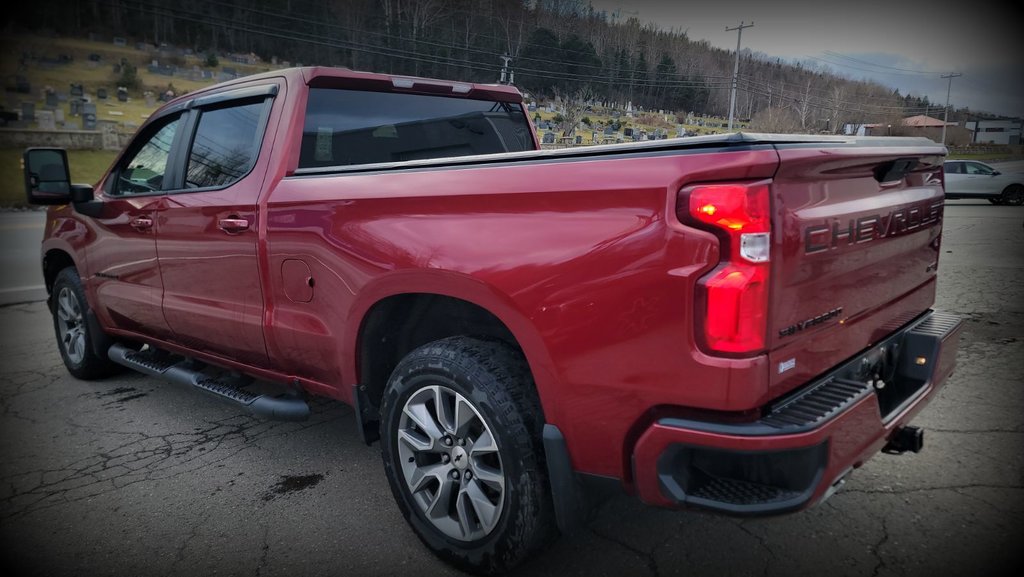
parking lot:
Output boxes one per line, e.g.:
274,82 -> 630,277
1,200 -> 1022,577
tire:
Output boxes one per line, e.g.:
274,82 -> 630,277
51,267 -> 121,380
999,185 -> 1024,206
380,336 -> 556,575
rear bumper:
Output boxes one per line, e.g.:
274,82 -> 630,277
631,310 -> 963,515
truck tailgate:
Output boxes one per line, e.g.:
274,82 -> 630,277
767,145 -> 946,400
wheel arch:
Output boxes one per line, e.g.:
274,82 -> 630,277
42,247 -> 78,297
1000,182 -> 1024,204
346,271 -> 560,443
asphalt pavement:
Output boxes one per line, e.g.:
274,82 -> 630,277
0,200 -> 1022,576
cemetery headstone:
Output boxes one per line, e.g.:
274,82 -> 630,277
88,53 -> 101,62
83,102 -> 97,130
70,98 -> 81,116
542,132 -> 555,144
117,87 -> 129,102
575,135 -> 582,145
113,37 -> 127,47
97,88 -> 108,100
21,102 -> 34,121
45,91 -> 59,109
145,93 -> 155,107
37,110 -> 55,130
70,83 -> 84,97
54,109 -> 65,123
623,127 -> 633,137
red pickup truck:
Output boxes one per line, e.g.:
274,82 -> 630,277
25,67 -> 963,574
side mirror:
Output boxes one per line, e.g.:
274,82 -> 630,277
992,171 -> 1001,176
23,148 -> 73,205
23,147 -> 96,209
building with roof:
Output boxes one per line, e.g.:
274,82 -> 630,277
845,114 -> 969,145
964,118 -> 1021,145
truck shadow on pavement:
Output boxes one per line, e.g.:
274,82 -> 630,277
1,302 -> 1022,577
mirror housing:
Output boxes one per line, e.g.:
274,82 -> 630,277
71,184 -> 94,203
23,147 -> 73,205
992,171 -> 1001,176
23,147 -> 98,212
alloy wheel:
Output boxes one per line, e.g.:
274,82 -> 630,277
396,384 -> 506,542
56,286 -> 86,365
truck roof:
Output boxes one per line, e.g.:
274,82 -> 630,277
161,66 -> 524,108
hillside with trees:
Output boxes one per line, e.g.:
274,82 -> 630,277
6,0 -> 985,133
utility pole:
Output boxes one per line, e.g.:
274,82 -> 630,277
499,54 -> 513,85
726,21 -> 754,131
940,72 -> 962,145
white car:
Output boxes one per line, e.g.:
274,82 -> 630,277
943,160 -> 1024,205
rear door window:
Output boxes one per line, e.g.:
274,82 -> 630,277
299,88 -> 533,168
185,100 -> 265,189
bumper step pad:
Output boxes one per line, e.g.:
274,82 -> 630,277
761,378 -> 871,431
689,476 -> 803,506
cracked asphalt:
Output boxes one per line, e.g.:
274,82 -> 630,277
1,200 -> 1022,577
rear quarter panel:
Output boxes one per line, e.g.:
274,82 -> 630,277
264,149 -> 779,478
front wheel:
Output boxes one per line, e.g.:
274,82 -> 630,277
51,267 -> 121,379
380,337 -> 556,575
999,185 -> 1024,206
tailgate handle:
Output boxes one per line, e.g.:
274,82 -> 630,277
874,158 -> 918,186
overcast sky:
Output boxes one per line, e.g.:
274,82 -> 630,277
589,0 -> 1024,118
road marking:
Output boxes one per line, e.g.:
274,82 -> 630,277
0,223 -> 45,231
0,285 -> 45,293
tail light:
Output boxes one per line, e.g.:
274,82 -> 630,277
679,182 -> 771,354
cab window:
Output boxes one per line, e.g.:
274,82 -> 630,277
184,100 -> 265,189
112,115 -> 180,195
299,88 -> 533,168
965,163 -> 993,175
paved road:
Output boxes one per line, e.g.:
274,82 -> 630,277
0,211 -> 45,305
1,205 -> 1022,577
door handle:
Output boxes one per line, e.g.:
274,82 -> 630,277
130,217 -> 153,230
218,217 -> 250,233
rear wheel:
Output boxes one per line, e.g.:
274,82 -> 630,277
51,267 -> 121,379
999,185 -> 1024,206
380,337 -> 556,575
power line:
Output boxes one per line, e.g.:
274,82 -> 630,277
822,51 -> 939,75
118,0 -> 958,121
124,0 -> 737,89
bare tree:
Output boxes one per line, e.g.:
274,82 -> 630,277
826,82 -> 845,134
555,85 -> 595,138
750,107 -> 802,133
790,77 -> 817,131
